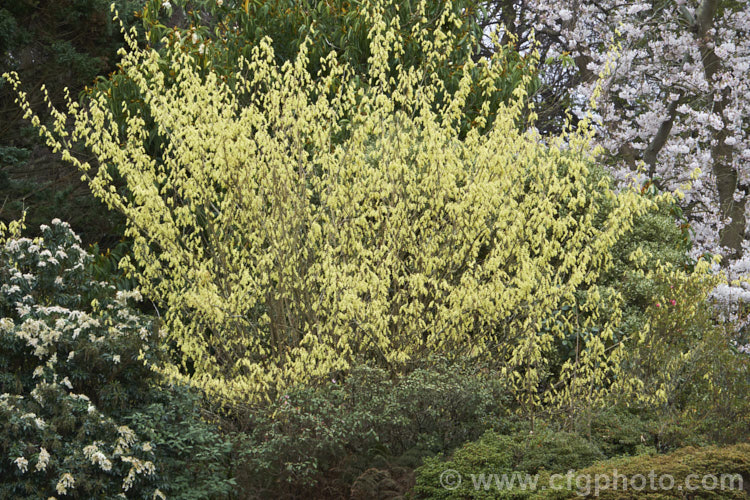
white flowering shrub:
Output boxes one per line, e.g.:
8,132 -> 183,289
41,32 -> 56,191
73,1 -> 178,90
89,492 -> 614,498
0,219 -> 164,498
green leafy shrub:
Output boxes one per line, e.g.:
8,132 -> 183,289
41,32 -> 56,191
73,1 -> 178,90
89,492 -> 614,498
0,219 -> 234,498
598,190 -> 693,338
587,406 -> 656,458
412,428 -> 605,499
87,237 -> 138,291
619,263 -> 750,449
235,363 -> 512,498
125,386 -> 236,499
566,179 -> 750,448
542,443 -> 750,499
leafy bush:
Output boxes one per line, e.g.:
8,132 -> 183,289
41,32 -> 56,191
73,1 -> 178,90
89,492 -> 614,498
0,219 -> 234,498
543,443 -> 750,499
552,178 -> 750,448
412,428 -> 605,499
125,386 -> 236,499
586,406 -> 656,458
6,0 -> 701,417
618,262 -> 750,449
597,189 -> 693,339
235,363 -> 512,498
133,0 -> 533,131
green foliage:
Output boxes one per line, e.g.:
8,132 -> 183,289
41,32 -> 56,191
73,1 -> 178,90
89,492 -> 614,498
235,363 -> 511,498
87,238 -> 138,291
0,0 -> 141,91
89,0 -> 534,222
540,174 -> 750,443
618,263 -> 750,447
568,199 -> 750,447
561,178 -> 750,449
0,219 -> 234,498
0,219 -> 163,498
412,428 -> 605,499
0,145 -> 30,169
543,443 -> 750,499
648,350 -> 750,452
138,0 -> 533,120
0,8 -> 27,52
598,185 -> 694,341
544,172 -> 693,359
0,165 -> 125,252
143,0 -> 484,67
586,406 -> 657,458
125,386 -> 236,500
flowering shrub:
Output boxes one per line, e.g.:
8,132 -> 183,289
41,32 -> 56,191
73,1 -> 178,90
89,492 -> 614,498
0,218 -> 237,498
484,1 -> 750,265
413,428 -> 605,499
626,263 -> 749,418
0,218 -> 164,497
4,0 -> 707,414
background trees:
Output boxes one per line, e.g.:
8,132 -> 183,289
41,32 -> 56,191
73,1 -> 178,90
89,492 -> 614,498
477,0 -> 750,270
0,0 -> 141,243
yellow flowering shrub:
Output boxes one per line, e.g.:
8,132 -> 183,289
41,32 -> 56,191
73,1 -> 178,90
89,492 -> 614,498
2,1 -> 719,411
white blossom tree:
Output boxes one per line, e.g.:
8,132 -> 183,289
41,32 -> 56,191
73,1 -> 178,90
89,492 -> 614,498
480,0 -> 750,268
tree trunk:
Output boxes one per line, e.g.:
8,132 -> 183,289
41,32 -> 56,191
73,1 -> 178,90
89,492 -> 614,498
695,0 -> 745,260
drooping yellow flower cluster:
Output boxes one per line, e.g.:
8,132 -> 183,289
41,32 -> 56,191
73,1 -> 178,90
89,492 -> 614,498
2,0 -> 713,410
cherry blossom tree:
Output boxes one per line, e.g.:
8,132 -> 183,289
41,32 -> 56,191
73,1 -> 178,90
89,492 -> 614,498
480,0 -> 750,269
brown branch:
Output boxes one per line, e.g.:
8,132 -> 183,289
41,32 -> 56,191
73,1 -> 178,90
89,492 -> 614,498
642,94 -> 682,179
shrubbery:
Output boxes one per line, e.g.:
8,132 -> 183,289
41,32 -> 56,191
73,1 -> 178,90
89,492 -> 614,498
124,386 -> 235,500
544,443 -> 750,499
2,207 -> 742,499
413,428 -> 605,499
586,406 -> 656,458
1,1 -> 748,498
236,362 -> 512,498
413,428 -> 750,500
0,219 -> 234,499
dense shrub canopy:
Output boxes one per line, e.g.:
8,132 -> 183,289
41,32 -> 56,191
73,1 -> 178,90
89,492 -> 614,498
544,443 -> 750,500
3,1 -> 724,415
0,219 -> 162,498
413,428 -> 606,499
